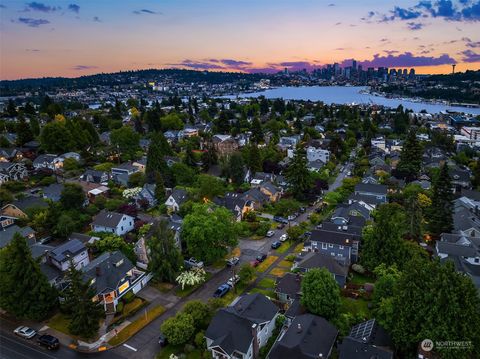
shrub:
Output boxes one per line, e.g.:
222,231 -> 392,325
123,292 -> 135,304
116,302 -> 124,313
352,264 -> 366,274
285,254 -> 296,262
183,344 -> 195,353
194,330 -> 206,349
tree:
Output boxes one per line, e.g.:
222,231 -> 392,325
183,300 -> 212,330
285,147 -> 312,200
147,220 -> 183,283
176,267 -> 207,290
225,152 -> 245,186
195,174 -> 226,200
239,263 -> 255,284
250,118 -> 263,143
0,234 -> 57,320
396,128 -> 423,181
472,159 -> 480,190
62,263 -> 103,339
378,259 -> 480,359
40,120 -> 74,153
171,163 -> 196,186
404,194 -> 423,241
427,163 -> 453,238
301,268 -> 340,320
160,113 -> 184,131
15,117 -> 34,146
89,234 -> 135,263
128,172 -> 146,188
111,126 -> 140,159
243,144 -> 262,173
161,313 -> 195,346
182,204 -> 238,263
54,213 -> 77,238
60,183 -> 85,211
145,132 -> 171,183
154,172 -> 166,202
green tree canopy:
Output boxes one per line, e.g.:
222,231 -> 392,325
182,203 -> 238,263
396,127 -> 423,182
160,312 -> 195,346
111,126 -> 141,160
60,183 -> 85,211
301,268 -> 340,320
427,163 -> 453,238
40,120 -> 74,153
285,147 -> 312,200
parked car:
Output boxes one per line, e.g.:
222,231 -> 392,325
266,230 -> 275,238
347,171 -> 352,176
226,257 -> 239,267
256,253 -> 267,262
279,234 -> 288,242
184,257 -> 204,269
14,326 -> 36,339
273,216 -> 288,224
213,284 -> 230,298
271,241 -> 281,249
37,334 -> 60,350
276,223 -> 286,229
299,207 -> 306,213
158,333 -> 168,347
227,275 -> 240,287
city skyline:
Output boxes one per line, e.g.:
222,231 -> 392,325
1,0 -> 480,80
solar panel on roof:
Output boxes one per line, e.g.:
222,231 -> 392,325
350,319 -> 376,341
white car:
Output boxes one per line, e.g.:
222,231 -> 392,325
227,275 -> 240,287
266,230 -> 275,238
279,234 -> 288,242
14,326 -> 36,339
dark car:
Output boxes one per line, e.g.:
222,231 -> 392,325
256,253 -> 267,262
158,332 -> 168,347
271,241 -> 281,249
213,284 -> 230,298
37,334 -> 59,350
276,223 -> 286,230
273,216 -> 289,224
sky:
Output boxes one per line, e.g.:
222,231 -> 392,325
0,0 -> 479,80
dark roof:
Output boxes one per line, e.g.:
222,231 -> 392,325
0,225 -> 35,248
12,196 -> 48,212
92,210 -> 129,229
295,252 -> 349,277
436,241 -> 477,257
206,293 -> 278,355
49,239 -> 86,263
275,273 -> 302,297
40,262 -> 62,282
29,243 -> 54,259
339,337 -> 393,359
354,183 -> 388,195
320,221 -> 364,236
349,319 -> 392,347
43,183 -> 64,200
170,188 -> 188,205
348,193 -> 385,206
69,232 -> 99,244
310,229 -> 360,246
82,251 -> 135,294
269,314 -> 338,359
461,189 -> 480,202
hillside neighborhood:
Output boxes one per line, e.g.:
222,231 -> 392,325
0,93 -> 480,359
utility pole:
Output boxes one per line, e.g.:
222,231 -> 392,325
452,64 -> 456,74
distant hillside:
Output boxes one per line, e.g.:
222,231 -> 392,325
0,69 -> 262,96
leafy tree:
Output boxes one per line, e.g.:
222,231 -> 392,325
472,159 -> 480,190
273,198 -> 301,217
183,300 -> 212,330
60,183 -> 85,211
89,234 -> 135,263
250,118 -> 263,143
128,172 -> 146,188
6,99 -> 17,117
154,172 -> 166,202
40,120 -> 74,153
147,220 -> 183,283
111,126 -> 140,159
0,234 -> 57,320
286,225 -> 304,241
396,128 -> 423,181
182,204 -> 238,263
225,152 -> 245,186
285,147 -> 312,200
16,117 -> 34,146
54,213 -> 77,238
160,113 -> 184,131
161,313 -> 195,346
171,163 -> 196,186
404,194 -> 423,241
62,263 -> 103,339
379,259 -> 480,359
301,268 -> 340,320
427,164 -> 453,238
243,144 -> 262,173
0,188 -> 13,206
176,267 -> 206,289
239,263 -> 255,284
194,174 -> 226,200
145,132 -> 171,182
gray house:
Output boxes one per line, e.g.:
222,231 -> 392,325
292,252 -> 349,287
354,183 -> 388,203
304,229 -> 360,264
48,239 -> 90,272
275,273 -> 302,305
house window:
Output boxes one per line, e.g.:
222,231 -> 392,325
328,243 -> 333,248
331,252 -> 335,256
339,245 -> 344,249
322,243 -> 327,249
121,226 -> 124,231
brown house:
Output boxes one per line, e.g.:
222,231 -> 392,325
212,134 -> 238,156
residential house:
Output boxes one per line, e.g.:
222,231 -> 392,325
48,239 -> 90,272
354,183 -> 388,203
338,319 -> 393,359
304,229 -> 360,264
213,192 -> 254,222
134,183 -> 157,209
268,314 -> 338,359
306,147 -> 330,164
1,196 -> 48,219
0,161 -> 28,184
80,169 -> 110,184
164,156 -> 181,167
213,134 -> 239,156
132,157 -> 147,173
81,251 -> 149,312
111,162 -> 139,186
259,182 -> 282,203
450,167 -> 471,192
33,154 -> 63,171
0,224 -> 36,249
0,214 -> 16,230
279,135 -> 301,150
348,192 -> 384,209
91,210 -> 135,236
250,172 -> 275,187
165,188 -> 188,212
0,148 -> 22,162
275,273 -> 302,306
307,160 -> 325,172
42,183 -> 64,202
242,187 -> 270,210
205,293 -> 279,359
69,232 -> 100,245
436,233 -> 480,289
60,152 -> 81,162
331,203 -> 371,225
292,252 -> 349,287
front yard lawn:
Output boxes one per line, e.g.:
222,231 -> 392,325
156,345 -> 203,359
258,277 -> 276,289
48,312 -> 71,336
109,305 -> 166,346
349,272 -> 374,285
275,242 -> 292,254
278,260 -> 292,268
250,288 -> 275,298
151,281 -> 175,293
256,256 -> 278,272
293,243 -> 304,254
270,267 -> 288,277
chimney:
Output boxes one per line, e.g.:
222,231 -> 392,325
96,266 -> 102,276
297,323 -> 302,333
251,324 -> 259,359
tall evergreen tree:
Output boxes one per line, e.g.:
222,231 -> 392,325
285,147 -> 312,200
405,195 -> 423,241
250,118 -> 263,144
427,164 -> 453,238
472,159 -> 480,190
145,132 -> 170,183
62,263 -> 104,339
15,117 -> 34,146
147,220 -> 183,283
154,172 -> 166,202
0,234 -> 57,320
226,152 -> 245,186
396,128 -> 423,181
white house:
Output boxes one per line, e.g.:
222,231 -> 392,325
165,188 -> 188,212
33,154 -> 64,171
48,239 -> 90,272
306,146 -> 330,164
91,210 -> 135,236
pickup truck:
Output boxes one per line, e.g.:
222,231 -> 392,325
184,257 -> 204,269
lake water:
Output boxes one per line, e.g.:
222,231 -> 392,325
231,86 -> 480,115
